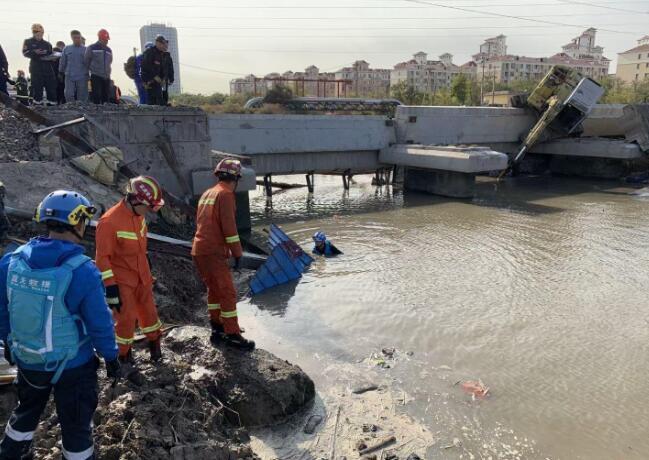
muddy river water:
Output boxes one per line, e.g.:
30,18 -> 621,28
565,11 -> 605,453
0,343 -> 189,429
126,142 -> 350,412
238,174 -> 649,459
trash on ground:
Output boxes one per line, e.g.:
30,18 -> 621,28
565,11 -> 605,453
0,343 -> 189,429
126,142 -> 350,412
303,414 -> 323,434
461,380 -> 490,399
358,435 -> 397,456
352,384 -> 379,395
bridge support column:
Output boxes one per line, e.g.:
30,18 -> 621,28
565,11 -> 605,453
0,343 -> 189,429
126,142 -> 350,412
342,169 -> 353,190
404,167 -> 475,198
235,191 -> 252,232
372,168 -> 391,186
306,172 -> 315,193
263,174 -> 273,197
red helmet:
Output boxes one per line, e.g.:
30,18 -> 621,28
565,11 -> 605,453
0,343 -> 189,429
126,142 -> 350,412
98,29 -> 110,41
214,159 -> 242,178
126,176 -> 164,210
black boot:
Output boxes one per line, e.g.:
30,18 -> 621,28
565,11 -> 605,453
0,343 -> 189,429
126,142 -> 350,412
223,334 -> 255,351
119,351 -> 144,386
148,338 -> 162,362
210,323 -> 224,346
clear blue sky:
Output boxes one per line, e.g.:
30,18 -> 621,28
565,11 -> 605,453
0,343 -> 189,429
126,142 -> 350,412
0,0 -> 647,95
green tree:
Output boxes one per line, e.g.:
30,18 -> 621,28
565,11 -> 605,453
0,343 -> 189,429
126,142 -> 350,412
391,81 -> 424,105
451,74 -> 470,105
263,85 -> 293,104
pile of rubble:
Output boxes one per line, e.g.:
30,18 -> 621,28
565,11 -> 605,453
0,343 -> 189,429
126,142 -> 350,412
0,107 -> 42,162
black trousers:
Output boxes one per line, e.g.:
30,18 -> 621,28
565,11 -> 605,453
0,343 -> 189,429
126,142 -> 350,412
146,84 -> 164,106
29,63 -> 56,103
0,358 -> 99,460
90,75 -> 110,104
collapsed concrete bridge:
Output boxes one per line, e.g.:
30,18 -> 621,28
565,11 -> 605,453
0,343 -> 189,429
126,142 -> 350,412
19,102 -> 649,230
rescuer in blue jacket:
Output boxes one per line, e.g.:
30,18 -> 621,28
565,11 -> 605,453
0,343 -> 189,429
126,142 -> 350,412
0,190 -> 120,460
312,231 -> 342,257
135,42 -> 153,104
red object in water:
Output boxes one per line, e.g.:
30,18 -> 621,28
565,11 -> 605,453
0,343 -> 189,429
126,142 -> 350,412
461,380 -> 490,398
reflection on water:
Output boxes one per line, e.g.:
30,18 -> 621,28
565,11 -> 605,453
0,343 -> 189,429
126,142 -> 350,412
243,174 -> 649,459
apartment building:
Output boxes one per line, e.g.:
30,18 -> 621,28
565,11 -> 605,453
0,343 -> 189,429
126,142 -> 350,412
616,35 -> 649,83
391,52 -> 477,93
475,30 -> 609,85
334,60 -> 391,97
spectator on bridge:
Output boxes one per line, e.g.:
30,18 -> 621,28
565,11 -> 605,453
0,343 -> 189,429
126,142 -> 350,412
60,30 -> 88,102
141,35 -> 167,106
51,41 -> 66,104
134,42 -> 153,104
22,24 -> 57,105
14,70 -> 30,105
161,40 -> 174,106
85,29 -> 112,104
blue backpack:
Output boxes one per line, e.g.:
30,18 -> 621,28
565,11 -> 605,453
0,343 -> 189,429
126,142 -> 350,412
6,246 -> 91,383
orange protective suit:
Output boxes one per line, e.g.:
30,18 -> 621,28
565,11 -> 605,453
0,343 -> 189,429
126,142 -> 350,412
95,199 -> 161,356
192,182 -> 243,335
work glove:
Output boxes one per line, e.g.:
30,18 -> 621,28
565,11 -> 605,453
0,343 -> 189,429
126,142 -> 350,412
3,343 -> 14,366
154,76 -> 162,84
233,257 -> 242,272
105,358 -> 121,380
105,284 -> 122,313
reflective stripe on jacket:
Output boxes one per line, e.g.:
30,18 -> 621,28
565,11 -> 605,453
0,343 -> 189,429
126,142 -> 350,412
95,200 -> 152,288
192,183 -> 243,258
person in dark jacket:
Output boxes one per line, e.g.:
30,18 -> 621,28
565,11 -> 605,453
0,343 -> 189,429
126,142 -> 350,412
51,41 -> 66,104
141,35 -> 167,106
0,190 -> 120,460
84,29 -> 112,104
14,70 -> 30,105
22,24 -> 57,105
0,44 -> 8,95
161,41 -> 174,106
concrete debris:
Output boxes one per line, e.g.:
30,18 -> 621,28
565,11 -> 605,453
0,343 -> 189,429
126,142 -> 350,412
0,107 -> 42,162
69,146 -> 124,186
0,161 -> 122,214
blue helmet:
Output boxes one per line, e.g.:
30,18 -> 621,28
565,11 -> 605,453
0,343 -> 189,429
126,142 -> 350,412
312,231 -> 326,243
144,41 -> 154,50
34,190 -> 97,226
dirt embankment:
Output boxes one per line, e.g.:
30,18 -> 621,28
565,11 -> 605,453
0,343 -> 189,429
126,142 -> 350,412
0,327 -> 315,460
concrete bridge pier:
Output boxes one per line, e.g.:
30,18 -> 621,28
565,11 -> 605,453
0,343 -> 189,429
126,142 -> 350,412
404,168 -> 477,198
379,145 -> 508,198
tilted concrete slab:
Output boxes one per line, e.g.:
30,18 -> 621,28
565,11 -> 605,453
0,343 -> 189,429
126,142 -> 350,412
530,138 -> 644,159
380,145 -> 508,173
209,114 -> 394,154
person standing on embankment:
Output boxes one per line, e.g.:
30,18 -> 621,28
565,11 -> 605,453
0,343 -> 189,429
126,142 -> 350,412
95,176 -> 164,385
0,190 -> 120,460
192,159 -> 255,351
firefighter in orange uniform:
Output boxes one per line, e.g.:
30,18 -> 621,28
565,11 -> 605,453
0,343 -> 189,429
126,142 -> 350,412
95,176 -> 165,382
192,159 -> 255,351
